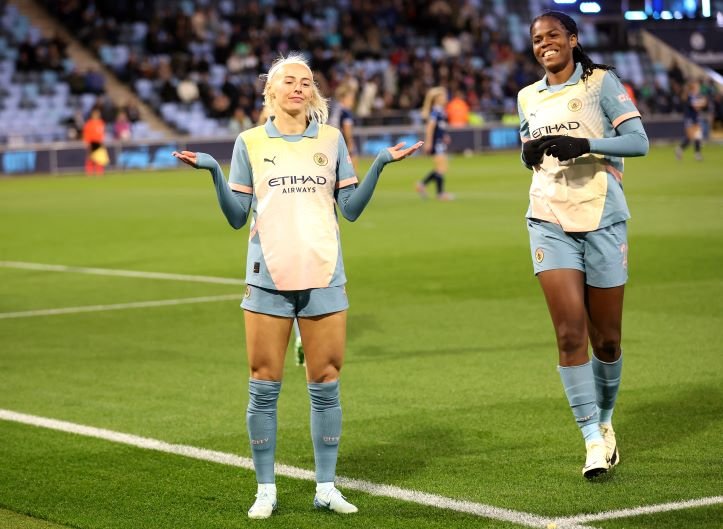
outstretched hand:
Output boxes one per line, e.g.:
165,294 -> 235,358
172,150 -> 198,169
386,141 -> 424,162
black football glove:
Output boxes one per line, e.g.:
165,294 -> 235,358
522,135 -> 563,166
537,136 -> 590,161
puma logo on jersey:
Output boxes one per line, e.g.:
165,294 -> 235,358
264,156 -> 277,165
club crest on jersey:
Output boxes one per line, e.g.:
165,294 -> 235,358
313,153 -> 328,166
535,248 -> 544,263
568,98 -> 583,112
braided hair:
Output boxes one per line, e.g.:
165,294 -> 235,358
530,11 -> 614,82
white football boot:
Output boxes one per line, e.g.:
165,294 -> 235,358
313,484 -> 358,514
583,440 -> 610,479
248,484 -> 277,519
599,423 -> 619,468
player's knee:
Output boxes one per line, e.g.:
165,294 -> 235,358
308,364 -> 341,384
249,364 -> 282,381
592,339 -> 620,362
555,324 -> 587,356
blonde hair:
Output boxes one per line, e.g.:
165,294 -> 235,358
421,86 -> 446,119
261,52 -> 329,124
256,106 -> 271,125
335,83 -> 356,100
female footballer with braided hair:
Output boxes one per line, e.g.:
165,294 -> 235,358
516,11 -> 649,478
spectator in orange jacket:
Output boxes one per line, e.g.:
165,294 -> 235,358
446,89 -> 470,127
82,108 -> 108,175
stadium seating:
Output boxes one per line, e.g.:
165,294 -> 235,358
0,2 -> 168,145
1,0 -> 705,146
0,5 -> 71,144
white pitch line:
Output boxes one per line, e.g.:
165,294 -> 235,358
1,412 -> 719,529
0,294 -> 241,319
557,495 -> 723,525
0,261 -> 246,286
0,409 -> 590,529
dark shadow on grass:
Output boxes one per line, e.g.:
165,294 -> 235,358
350,342 -> 549,363
621,383 -> 722,452
342,422 -> 454,482
340,407 -> 516,484
346,313 -> 381,342
585,468 -> 618,485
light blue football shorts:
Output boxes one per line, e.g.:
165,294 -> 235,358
241,284 -> 349,317
527,218 -> 628,288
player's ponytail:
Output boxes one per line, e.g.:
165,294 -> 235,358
530,11 -> 615,82
421,86 -> 445,120
572,41 -> 614,82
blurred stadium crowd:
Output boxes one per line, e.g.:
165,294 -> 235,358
0,0 -> 720,144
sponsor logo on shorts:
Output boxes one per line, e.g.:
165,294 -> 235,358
313,153 -> 329,166
535,248 -> 544,263
568,98 -> 583,112
244,286 -> 251,298
620,243 -> 628,269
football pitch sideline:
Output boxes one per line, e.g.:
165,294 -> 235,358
1,147 -> 721,528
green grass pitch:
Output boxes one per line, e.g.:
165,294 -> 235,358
0,145 -> 721,528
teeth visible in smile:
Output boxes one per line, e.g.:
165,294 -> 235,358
543,50 -> 559,58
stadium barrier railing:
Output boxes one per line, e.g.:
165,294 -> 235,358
0,116 -> 690,175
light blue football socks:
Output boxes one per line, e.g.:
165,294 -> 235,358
247,378 -> 282,484
592,353 -> 623,424
308,380 -> 342,484
247,379 -> 343,485
559,362 -> 603,442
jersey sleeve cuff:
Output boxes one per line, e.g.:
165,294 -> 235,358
612,111 -> 641,128
230,182 -> 253,194
336,176 -> 358,189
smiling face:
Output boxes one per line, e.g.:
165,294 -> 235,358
531,16 -> 577,76
268,62 -> 314,118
